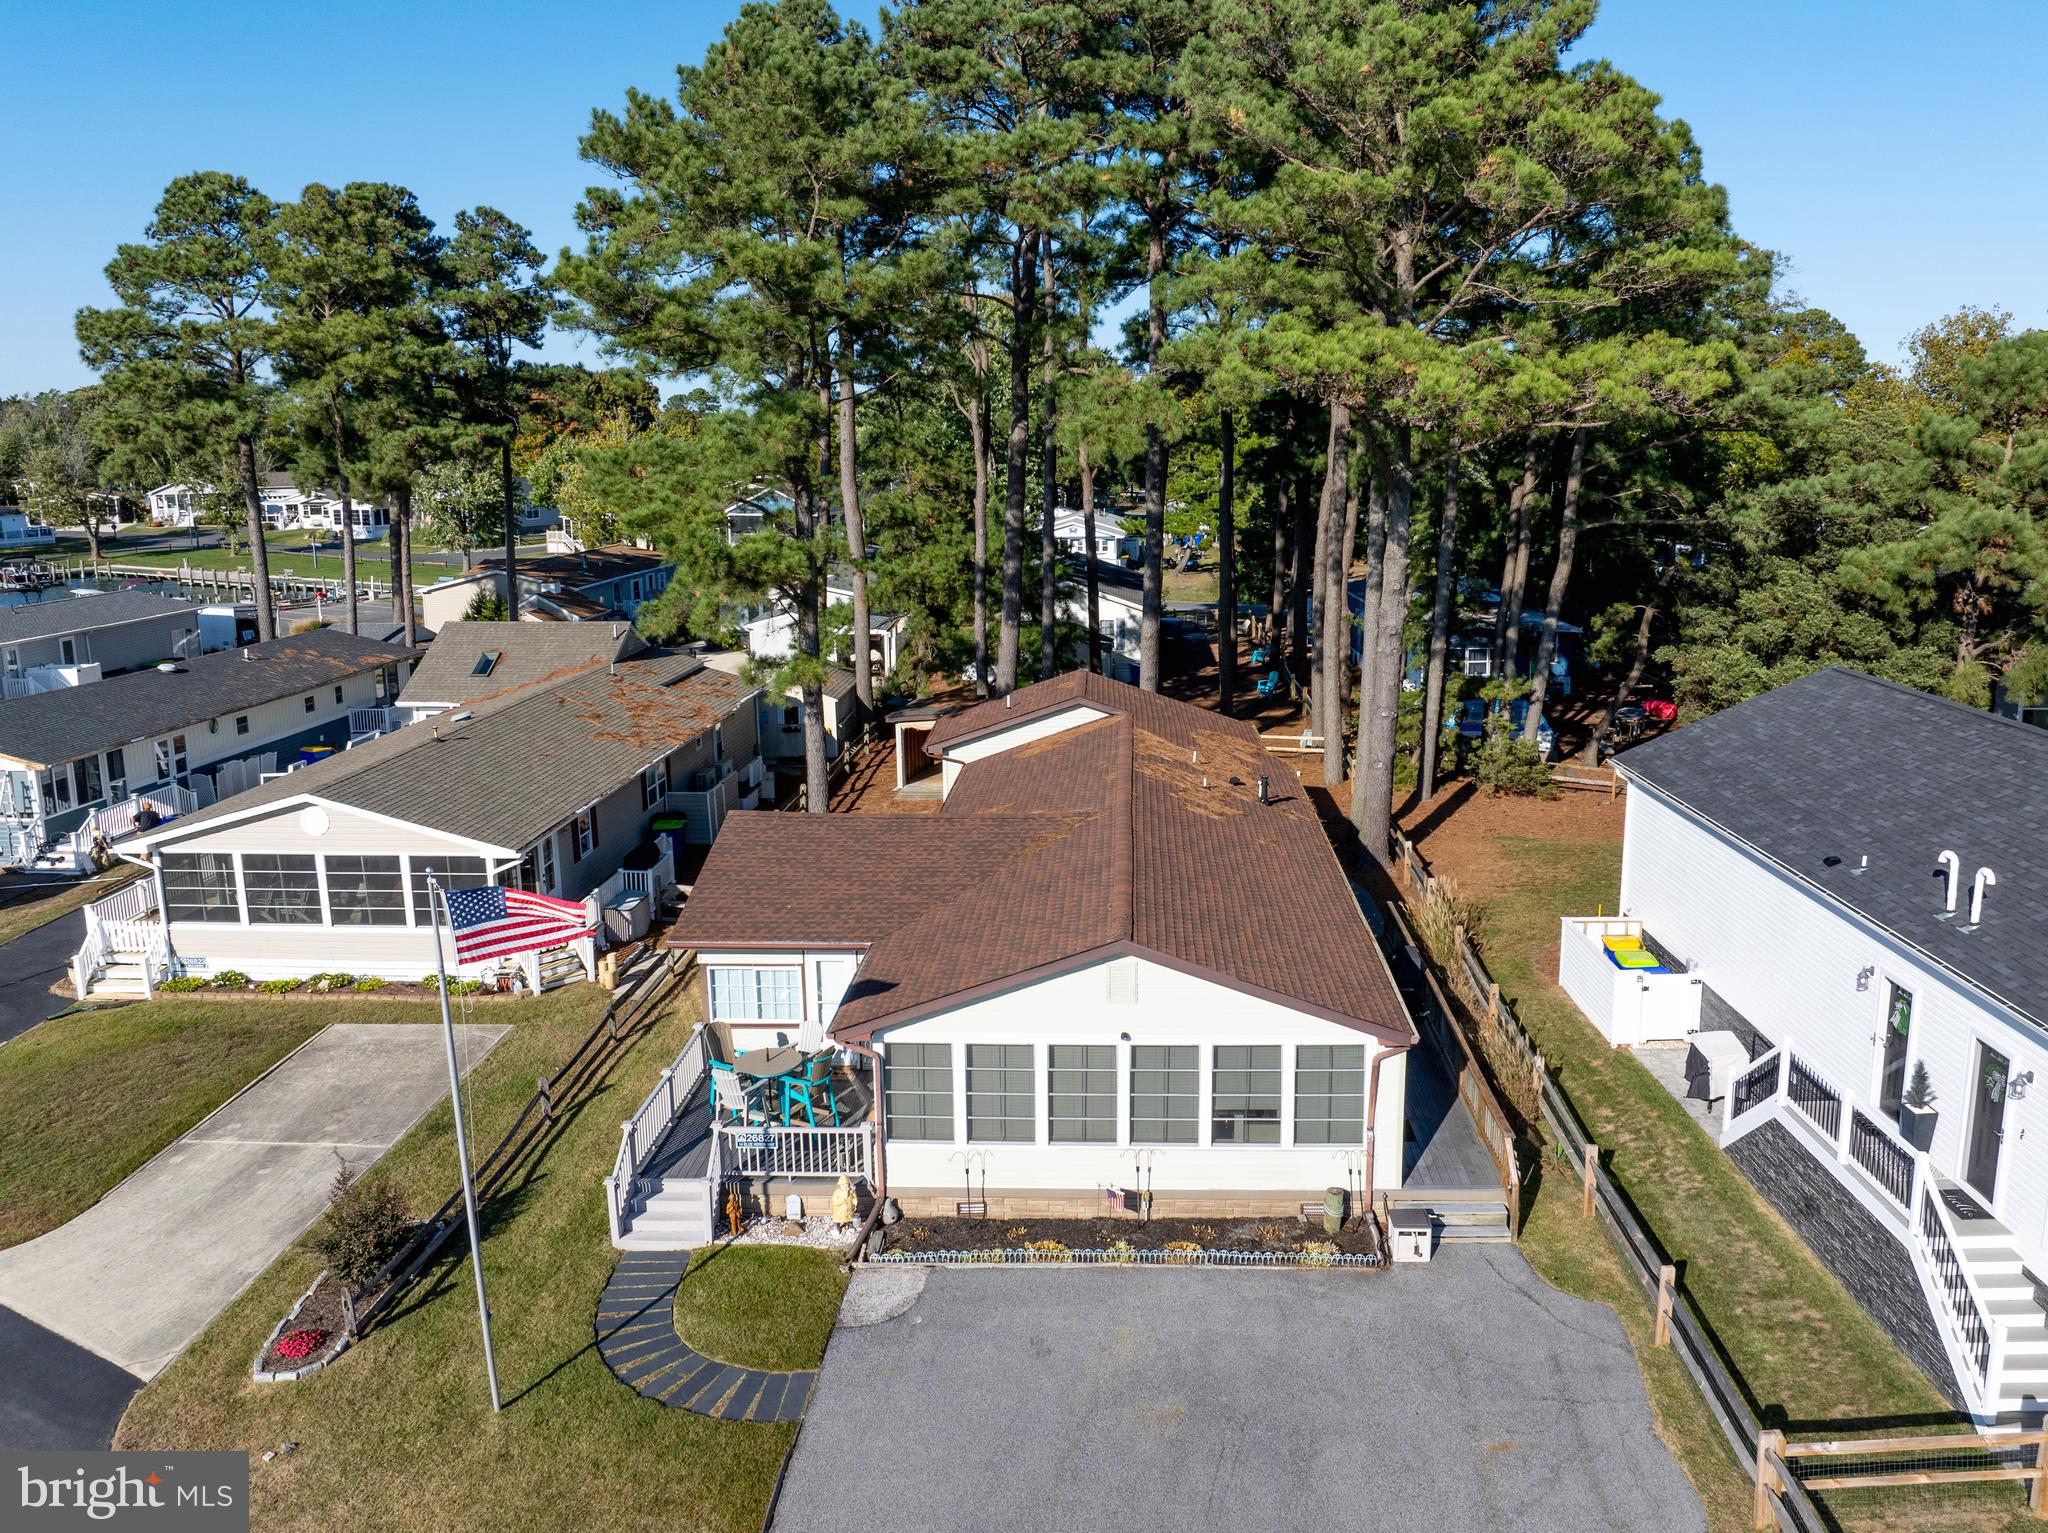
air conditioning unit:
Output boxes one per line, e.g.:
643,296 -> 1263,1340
1389,1208 -> 1434,1263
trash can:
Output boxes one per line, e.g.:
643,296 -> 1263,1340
299,744 -> 336,768
651,814 -> 688,861
603,894 -> 649,945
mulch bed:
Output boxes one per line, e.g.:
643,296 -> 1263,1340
883,1213 -> 1382,1258
257,1273 -> 353,1375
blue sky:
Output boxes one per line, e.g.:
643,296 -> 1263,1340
4,0 -> 2044,396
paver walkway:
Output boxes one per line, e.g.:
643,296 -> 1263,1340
0,1021 -> 507,1382
595,1251 -> 813,1422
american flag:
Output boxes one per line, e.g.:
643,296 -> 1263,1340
441,885 -> 595,965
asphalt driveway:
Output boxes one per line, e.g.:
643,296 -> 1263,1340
777,1246 -> 1704,1533
0,1021 -> 507,1394
0,908 -> 85,1045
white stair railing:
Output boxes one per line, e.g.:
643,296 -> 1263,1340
605,1022 -> 711,1241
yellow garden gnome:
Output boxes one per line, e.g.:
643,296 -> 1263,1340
830,1174 -> 855,1230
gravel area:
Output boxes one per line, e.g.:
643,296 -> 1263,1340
730,1214 -> 857,1251
837,1265 -> 928,1328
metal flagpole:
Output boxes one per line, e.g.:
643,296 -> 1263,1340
428,869 -> 503,1413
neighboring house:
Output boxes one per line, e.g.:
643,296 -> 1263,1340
1061,559 -> 1145,683
146,474 -> 389,539
0,591 -> 209,691
0,508 -> 56,550
100,651 -> 764,997
722,486 -> 794,544
1992,679 -> 2048,731
392,619 -> 646,725
702,653 -> 854,775
666,669 -> 1415,1224
1042,506 -> 1140,564
739,574 -> 905,684
1361,590 -> 1582,694
0,630 -> 415,873
1560,667 -> 2048,1422
417,545 -> 676,629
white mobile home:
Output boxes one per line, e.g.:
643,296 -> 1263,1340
101,651 -> 762,998
1564,667 -> 2048,1421
0,590 -> 211,688
664,671 -> 1415,1230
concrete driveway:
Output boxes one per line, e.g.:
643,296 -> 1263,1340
777,1246 -> 1704,1533
0,1021 -> 507,1385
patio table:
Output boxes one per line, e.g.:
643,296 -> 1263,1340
735,1046 -> 807,1083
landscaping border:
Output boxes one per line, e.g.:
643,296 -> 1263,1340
868,1246 -> 1384,1269
251,1269 -> 351,1383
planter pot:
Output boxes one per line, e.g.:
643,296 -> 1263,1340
1900,1104 -> 1937,1153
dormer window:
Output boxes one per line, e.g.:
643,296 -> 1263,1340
472,650 -> 501,677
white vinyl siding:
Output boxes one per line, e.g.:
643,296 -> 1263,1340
885,1041 -> 954,1142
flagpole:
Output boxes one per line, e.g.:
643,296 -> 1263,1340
428,869 -> 503,1414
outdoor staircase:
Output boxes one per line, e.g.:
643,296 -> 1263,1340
615,1179 -> 716,1251
535,945 -> 586,994
1946,1216 -> 2048,1413
87,954 -> 157,998
1389,1189 -> 1512,1245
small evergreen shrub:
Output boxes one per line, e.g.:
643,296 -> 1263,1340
257,978 -> 304,994
351,976 -> 388,992
158,976 -> 206,992
208,970 -> 251,989
1473,731 -> 1553,797
421,975 -> 484,995
309,1162 -> 411,1288
307,973 -> 355,992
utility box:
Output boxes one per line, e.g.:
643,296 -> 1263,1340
1389,1208 -> 1434,1264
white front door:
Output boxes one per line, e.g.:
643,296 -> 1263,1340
812,954 -> 857,1028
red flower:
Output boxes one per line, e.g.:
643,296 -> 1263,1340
273,1327 -> 330,1363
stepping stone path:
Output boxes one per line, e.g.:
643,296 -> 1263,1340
595,1251 -> 814,1422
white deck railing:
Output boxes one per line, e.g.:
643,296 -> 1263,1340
717,1121 -> 872,1181
605,1022 -> 712,1241
348,707 -> 399,742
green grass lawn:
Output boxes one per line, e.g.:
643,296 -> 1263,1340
117,982 -> 814,1533
0,866 -> 143,950
93,540 -> 450,591
0,994 -> 467,1251
1474,834 -> 1958,1436
1163,568 -> 1218,603
674,1246 -> 847,1372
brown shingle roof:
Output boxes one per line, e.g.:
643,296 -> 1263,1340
667,673 -> 1411,1043
923,668 -> 1231,755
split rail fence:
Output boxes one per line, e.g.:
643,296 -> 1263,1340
1384,826 -> 2048,1532
347,950 -> 690,1335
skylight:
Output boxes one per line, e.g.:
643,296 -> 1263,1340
472,650 -> 501,677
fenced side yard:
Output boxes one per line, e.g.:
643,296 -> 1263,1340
115,980 -> 802,1533
1388,797 -> 2047,1533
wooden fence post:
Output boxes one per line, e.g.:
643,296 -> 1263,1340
2031,1421 -> 2048,1514
1654,1264 -> 1675,1346
1487,980 -> 1501,1026
1582,1142 -> 1598,1218
537,1074 -> 553,1123
1531,1052 -> 1545,1105
1753,1429 -> 1785,1530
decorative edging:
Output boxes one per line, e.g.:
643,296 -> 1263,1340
868,1246 -> 1385,1269
251,1269 -> 352,1383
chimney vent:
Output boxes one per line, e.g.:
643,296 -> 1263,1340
1965,866 -> 1997,928
1937,849 -> 1960,912
1257,773 -> 1270,805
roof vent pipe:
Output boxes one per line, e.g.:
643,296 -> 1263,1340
1970,866 -> 1996,925
1257,773 -> 1270,805
1938,849 -> 1960,912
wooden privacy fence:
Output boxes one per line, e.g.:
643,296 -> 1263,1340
347,951 -> 690,1336
1384,826 -> 2045,1533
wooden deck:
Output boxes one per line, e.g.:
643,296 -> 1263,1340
642,1065 -> 873,1183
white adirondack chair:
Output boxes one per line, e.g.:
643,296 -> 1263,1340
711,1065 -> 764,1125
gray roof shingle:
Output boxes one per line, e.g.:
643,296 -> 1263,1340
147,655 -> 756,854
400,620 -> 643,708
0,590 -> 203,647
1615,666 -> 2048,1026
0,630 -> 413,769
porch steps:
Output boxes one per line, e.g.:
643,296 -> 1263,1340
87,958 -> 153,998
615,1179 -> 715,1250
536,947 -> 584,994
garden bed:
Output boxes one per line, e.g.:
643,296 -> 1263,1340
253,1271 -> 353,1382
877,1214 -> 1384,1267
